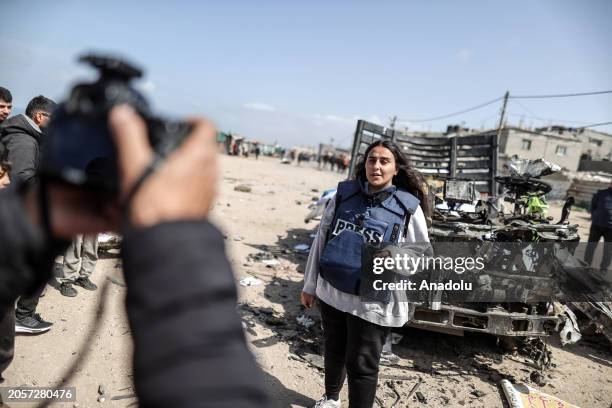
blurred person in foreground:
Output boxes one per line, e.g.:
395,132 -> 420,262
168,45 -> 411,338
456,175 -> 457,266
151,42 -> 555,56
0,106 -> 269,407
0,141 -> 13,380
1,95 -> 57,333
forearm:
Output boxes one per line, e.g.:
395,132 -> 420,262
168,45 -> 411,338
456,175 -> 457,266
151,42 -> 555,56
302,235 -> 321,294
302,196 -> 336,295
122,220 -> 269,407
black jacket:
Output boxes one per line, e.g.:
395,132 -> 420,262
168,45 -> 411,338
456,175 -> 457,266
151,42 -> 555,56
590,188 -> 612,228
122,221 -> 270,407
0,188 -> 270,407
0,115 -> 42,186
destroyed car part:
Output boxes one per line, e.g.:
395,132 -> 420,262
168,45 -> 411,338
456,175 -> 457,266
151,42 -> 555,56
347,120 -> 498,195
569,301 -> 612,346
430,221 -> 579,242
507,156 -> 561,179
558,304 -> 582,345
407,304 -> 562,337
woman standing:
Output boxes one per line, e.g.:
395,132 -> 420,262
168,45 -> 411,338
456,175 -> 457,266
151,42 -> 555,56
301,140 -> 430,408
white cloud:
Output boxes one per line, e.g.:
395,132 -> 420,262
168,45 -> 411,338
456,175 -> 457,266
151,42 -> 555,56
313,113 -> 356,124
313,113 -> 389,126
457,48 -> 472,63
243,102 -> 276,112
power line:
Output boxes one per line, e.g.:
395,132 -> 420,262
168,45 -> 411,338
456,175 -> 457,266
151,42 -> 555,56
396,88 -> 611,126
510,99 -> 546,121
577,121 -> 612,129
399,96 -> 503,123
508,100 -> 595,124
511,90 -> 612,99
506,112 -> 595,125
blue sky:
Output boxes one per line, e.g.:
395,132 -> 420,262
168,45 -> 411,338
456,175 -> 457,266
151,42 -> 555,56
1,0 -> 611,148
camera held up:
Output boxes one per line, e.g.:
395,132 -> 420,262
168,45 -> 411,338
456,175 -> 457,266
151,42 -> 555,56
42,54 -> 192,193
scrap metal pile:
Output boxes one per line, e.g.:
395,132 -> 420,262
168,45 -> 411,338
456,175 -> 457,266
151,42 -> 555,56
420,157 -> 611,346
431,157 -> 579,243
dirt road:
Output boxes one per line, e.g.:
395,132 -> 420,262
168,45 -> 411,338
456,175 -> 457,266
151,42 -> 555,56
4,155 -> 612,407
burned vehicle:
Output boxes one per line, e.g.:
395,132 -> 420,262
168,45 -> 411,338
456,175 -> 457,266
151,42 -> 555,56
339,120 -> 607,343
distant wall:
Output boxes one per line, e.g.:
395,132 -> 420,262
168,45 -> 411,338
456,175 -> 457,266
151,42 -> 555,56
578,160 -> 612,173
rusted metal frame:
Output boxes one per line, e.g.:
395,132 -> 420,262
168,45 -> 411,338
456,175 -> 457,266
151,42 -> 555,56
409,304 -> 561,337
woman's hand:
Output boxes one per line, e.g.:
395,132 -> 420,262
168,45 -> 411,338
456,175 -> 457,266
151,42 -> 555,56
300,291 -> 316,309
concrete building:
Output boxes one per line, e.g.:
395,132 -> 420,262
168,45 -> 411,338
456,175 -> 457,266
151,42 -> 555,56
535,126 -> 612,162
498,126 -> 584,171
401,123 -> 612,173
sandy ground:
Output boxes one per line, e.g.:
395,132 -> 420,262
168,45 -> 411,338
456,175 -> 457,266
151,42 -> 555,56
3,154 -> 612,408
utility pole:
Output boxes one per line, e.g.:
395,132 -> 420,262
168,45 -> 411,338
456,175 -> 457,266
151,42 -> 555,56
496,91 -> 510,135
491,91 -> 510,194
389,115 -> 397,130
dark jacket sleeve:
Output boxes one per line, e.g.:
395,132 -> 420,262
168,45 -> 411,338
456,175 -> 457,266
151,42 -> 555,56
121,220 -> 270,408
0,187 -> 50,306
5,134 -> 38,186
590,190 -> 600,213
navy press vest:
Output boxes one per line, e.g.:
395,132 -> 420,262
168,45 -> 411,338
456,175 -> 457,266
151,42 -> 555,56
319,179 -> 420,296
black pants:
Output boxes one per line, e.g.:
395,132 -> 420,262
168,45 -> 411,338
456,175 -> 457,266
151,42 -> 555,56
0,305 -> 14,381
584,223 -> 612,270
15,285 -> 45,320
319,301 -> 390,408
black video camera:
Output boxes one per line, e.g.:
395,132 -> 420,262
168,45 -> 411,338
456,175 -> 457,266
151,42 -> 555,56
42,54 -> 192,192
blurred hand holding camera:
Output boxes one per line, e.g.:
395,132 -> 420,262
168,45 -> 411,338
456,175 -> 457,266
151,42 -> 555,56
109,105 -> 218,228
24,105 -> 218,238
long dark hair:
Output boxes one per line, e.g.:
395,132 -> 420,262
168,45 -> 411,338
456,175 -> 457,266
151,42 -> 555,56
355,140 -> 431,217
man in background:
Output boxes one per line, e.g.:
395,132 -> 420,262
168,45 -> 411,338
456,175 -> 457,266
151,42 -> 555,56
585,181 -> 612,271
58,235 -> 99,297
1,95 -> 56,333
0,87 -> 12,125
1,95 -> 55,186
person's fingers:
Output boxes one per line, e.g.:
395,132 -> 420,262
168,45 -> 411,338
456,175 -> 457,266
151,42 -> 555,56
301,293 -> 315,309
108,105 -> 154,195
176,118 -> 218,159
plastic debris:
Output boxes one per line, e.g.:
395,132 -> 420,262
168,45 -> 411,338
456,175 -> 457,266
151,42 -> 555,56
501,379 -> 580,408
296,315 -> 315,329
239,276 -> 262,286
294,244 -> 310,252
